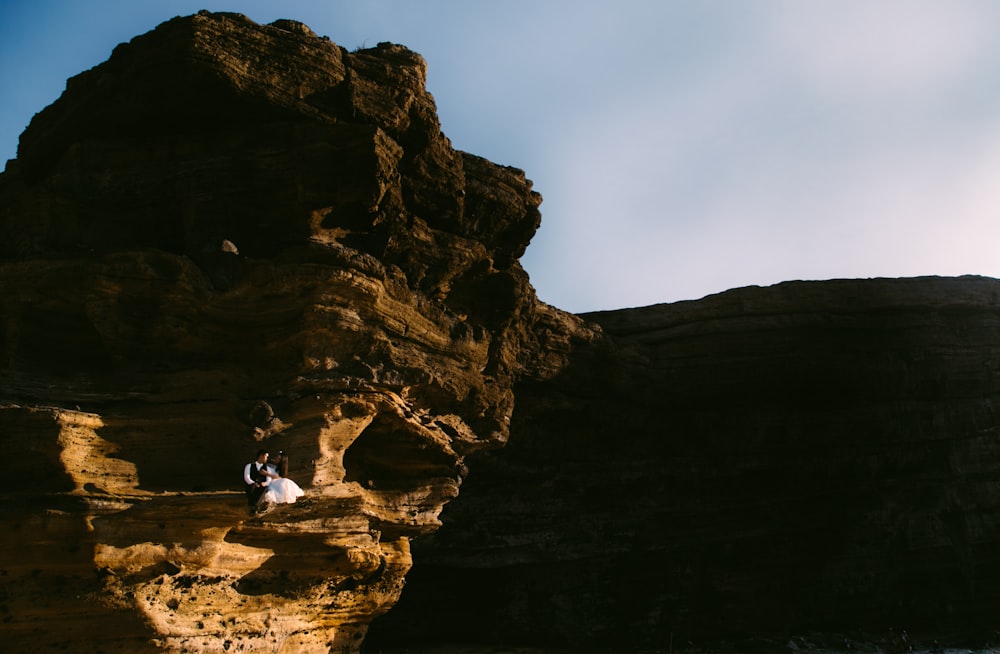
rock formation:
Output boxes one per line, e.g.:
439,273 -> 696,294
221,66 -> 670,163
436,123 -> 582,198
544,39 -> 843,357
368,276 -> 1000,651
0,11 -> 546,653
3,10 -> 1000,654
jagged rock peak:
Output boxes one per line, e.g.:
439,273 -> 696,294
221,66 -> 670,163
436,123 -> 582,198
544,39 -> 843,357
0,11 -> 553,653
19,11 -> 424,171
5,10 -> 541,277
14,9 -> 1000,654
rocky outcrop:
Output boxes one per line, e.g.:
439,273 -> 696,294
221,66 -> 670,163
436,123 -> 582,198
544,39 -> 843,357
4,10 -> 1000,654
0,11 -> 544,653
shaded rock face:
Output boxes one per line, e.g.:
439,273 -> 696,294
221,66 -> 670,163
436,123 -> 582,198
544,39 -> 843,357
4,11 -> 1000,654
369,277 -> 1000,651
0,11 -> 545,653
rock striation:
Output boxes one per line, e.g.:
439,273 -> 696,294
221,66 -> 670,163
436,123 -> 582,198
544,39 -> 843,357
3,10 -> 1000,654
369,276 -> 1000,651
0,11 -> 545,653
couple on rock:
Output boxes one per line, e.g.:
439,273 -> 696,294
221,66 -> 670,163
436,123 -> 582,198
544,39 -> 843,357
243,448 -> 304,513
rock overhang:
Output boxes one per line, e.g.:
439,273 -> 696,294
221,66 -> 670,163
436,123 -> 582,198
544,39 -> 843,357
0,10 -> 551,652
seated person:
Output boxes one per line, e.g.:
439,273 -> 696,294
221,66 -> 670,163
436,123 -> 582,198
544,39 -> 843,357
259,450 -> 304,505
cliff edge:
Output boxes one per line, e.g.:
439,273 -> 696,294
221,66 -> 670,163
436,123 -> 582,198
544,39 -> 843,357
371,276 -> 1000,651
0,11 -> 561,653
2,11 -> 1000,654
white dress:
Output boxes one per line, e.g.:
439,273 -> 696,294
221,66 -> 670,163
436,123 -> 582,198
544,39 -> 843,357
259,463 -> 304,504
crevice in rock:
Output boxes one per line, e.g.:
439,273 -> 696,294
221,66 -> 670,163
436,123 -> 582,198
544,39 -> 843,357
343,413 -> 457,490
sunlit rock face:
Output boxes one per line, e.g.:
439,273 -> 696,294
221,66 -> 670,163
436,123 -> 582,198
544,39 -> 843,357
0,11 -> 547,653
6,10 -> 1000,654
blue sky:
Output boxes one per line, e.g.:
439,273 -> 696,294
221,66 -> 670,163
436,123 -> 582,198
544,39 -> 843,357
3,1 -> 1000,313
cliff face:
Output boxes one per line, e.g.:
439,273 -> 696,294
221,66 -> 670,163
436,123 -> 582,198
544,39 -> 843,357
4,11 -> 1000,654
370,277 -> 1000,651
0,12 -> 548,653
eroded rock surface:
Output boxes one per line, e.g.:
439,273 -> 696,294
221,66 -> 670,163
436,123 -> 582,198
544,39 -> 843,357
369,277 -> 1000,652
0,11 -> 546,653
4,10 -> 1000,654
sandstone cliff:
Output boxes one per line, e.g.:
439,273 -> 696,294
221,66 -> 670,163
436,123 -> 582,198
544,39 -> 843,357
3,10 -> 1000,654
0,11 -> 551,653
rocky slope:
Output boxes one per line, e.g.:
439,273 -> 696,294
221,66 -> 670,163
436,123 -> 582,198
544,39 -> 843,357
3,10 -> 1000,654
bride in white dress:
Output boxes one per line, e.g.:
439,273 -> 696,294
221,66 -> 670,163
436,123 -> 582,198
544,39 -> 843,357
259,451 -> 304,505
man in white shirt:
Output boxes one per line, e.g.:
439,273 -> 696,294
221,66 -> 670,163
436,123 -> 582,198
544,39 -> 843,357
243,448 -> 270,513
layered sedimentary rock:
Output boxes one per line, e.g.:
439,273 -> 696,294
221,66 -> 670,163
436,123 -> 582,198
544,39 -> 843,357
0,11 -> 544,653
4,10 -> 1000,654
370,276 -> 1000,651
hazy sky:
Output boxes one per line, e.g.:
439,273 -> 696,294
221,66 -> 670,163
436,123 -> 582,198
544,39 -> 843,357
3,1 -> 1000,313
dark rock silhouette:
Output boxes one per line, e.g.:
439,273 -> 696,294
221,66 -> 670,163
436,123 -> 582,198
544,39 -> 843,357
370,276 -> 1000,651
2,10 -> 1000,653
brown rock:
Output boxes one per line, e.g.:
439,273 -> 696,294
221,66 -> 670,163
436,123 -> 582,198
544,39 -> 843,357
371,276 -> 1000,651
4,10 -> 1000,654
0,11 -> 541,653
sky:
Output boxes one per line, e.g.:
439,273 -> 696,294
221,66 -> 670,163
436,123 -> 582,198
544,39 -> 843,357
3,1 -> 1000,314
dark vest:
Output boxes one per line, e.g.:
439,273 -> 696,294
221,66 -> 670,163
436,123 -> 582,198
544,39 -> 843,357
248,462 -> 267,484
